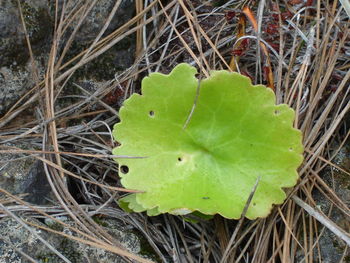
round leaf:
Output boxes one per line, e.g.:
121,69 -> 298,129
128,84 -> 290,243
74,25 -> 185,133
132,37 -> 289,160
113,63 -> 303,219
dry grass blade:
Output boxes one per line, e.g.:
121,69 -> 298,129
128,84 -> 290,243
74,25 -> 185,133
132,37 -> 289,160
220,176 -> 261,262
292,196 -> 350,246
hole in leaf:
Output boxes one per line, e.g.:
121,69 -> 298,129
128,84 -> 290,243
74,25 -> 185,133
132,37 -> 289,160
274,110 -> 280,115
177,157 -> 182,162
120,165 -> 129,174
289,147 -> 293,151
149,110 -> 155,117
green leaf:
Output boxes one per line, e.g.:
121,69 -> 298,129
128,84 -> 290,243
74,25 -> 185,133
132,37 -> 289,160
182,211 -> 214,223
113,63 -> 303,219
119,194 -> 160,216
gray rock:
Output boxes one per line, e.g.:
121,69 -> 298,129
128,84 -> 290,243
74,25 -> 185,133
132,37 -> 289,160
0,0 -> 52,68
64,0 -> 135,46
0,54 -> 47,118
22,161 -> 54,205
305,143 -> 350,263
0,0 -> 51,115
0,0 -> 135,115
0,147 -> 54,205
0,216 -> 155,263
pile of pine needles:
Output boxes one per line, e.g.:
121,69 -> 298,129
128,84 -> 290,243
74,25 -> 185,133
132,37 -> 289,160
0,0 -> 349,262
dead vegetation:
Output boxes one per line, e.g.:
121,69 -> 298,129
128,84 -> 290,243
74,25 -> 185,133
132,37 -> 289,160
0,0 -> 349,262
